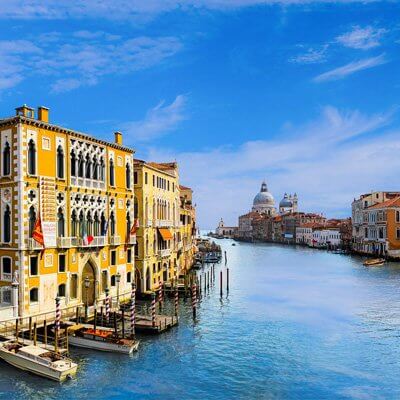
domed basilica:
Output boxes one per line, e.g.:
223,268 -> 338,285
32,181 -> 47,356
251,181 -> 298,216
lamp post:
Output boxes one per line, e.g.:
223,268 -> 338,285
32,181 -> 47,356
84,276 -> 90,320
116,272 -> 121,309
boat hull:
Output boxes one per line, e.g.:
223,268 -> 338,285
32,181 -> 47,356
69,336 -> 138,354
0,348 -> 77,382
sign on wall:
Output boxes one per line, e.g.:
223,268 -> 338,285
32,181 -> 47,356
39,176 -> 57,248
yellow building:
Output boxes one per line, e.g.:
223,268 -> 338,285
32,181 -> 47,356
133,160 -> 180,292
0,105 -> 135,319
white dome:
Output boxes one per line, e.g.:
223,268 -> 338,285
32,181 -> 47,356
252,181 -> 275,212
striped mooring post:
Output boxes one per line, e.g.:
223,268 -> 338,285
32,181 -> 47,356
151,292 -> 156,327
55,296 -> 61,333
174,285 -> 179,316
130,283 -> 136,338
105,287 -> 110,324
158,280 -> 163,309
191,283 -> 197,320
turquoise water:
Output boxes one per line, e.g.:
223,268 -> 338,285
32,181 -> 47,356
2,240 -> 400,399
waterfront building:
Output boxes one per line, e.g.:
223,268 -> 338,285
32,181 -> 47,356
251,181 -> 277,216
352,192 -> 400,254
238,212 -> 262,241
0,105 -> 135,320
280,212 -> 326,243
215,218 -> 238,238
296,223 -> 323,246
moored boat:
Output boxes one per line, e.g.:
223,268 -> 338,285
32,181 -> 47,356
67,325 -> 139,354
363,258 -> 385,267
0,341 -> 77,382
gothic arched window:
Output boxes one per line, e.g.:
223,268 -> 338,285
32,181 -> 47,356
100,157 -> 105,181
3,142 -> 10,176
71,210 -> 77,237
134,197 -> 139,219
57,145 -> 64,179
94,212 -> 100,236
100,213 -> 106,236
28,139 -> 36,175
109,159 -> 115,186
3,205 -> 11,242
85,154 -> 91,179
110,211 -> 116,236
93,156 -> 99,180
29,206 -> 36,237
79,211 -> 84,238
87,211 -> 93,236
126,212 -> 131,236
57,208 -> 65,237
126,163 -> 131,189
71,150 -> 76,176
78,152 -> 84,178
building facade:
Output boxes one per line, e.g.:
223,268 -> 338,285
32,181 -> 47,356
0,105 -> 135,319
215,218 -> 238,238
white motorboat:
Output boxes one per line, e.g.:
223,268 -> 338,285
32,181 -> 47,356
0,341 -> 77,382
67,325 -> 139,354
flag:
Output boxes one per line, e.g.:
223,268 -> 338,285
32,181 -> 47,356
102,218 -> 109,236
82,218 -> 94,245
32,215 -> 44,247
130,218 -> 140,235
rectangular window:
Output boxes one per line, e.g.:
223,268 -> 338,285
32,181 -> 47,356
102,270 -> 108,292
397,229 -> 400,240
111,250 -> 116,265
58,254 -> 66,272
30,256 -> 38,276
127,249 -> 132,263
127,271 -> 132,283
134,171 -> 138,185
145,172 -> 148,184
153,175 -> 155,186
70,275 -> 78,299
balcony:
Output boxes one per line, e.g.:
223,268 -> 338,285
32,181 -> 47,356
158,248 -> 171,258
78,236 -> 107,247
128,235 -> 137,245
153,219 -> 173,228
145,219 -> 152,227
71,176 -> 106,190
109,236 -> 121,246
0,273 -> 12,282
57,237 -> 79,248
27,238 -> 43,250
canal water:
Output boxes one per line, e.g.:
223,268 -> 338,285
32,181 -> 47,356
2,240 -> 400,399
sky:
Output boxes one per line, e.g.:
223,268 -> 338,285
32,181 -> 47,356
0,1 -> 400,228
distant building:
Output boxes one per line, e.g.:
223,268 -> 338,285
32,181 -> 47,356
215,218 -> 238,238
251,181 -> 277,216
279,193 -> 298,215
238,212 -> 262,241
352,192 -> 400,254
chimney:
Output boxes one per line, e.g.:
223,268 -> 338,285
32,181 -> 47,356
114,131 -> 123,145
38,106 -> 49,123
15,105 -> 35,119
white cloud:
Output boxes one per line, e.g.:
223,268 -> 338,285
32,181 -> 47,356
145,106 -> 396,227
290,45 -> 328,64
313,54 -> 387,82
0,34 -> 182,93
122,95 -> 187,142
336,25 -> 387,50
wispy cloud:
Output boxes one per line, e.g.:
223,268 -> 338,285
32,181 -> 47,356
121,95 -> 188,142
314,54 -> 387,82
290,45 -> 328,64
146,106 -> 396,227
0,34 -> 182,93
336,25 -> 387,50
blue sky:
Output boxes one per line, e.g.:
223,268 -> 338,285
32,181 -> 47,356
0,1 -> 399,228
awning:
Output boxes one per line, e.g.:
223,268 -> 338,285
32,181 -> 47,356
158,228 -> 173,241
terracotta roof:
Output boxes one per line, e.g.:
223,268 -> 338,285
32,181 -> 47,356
179,185 -> 192,191
368,197 -> 400,209
147,162 -> 177,171
299,222 -> 324,229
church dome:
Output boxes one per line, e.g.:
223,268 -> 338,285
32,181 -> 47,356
279,194 -> 293,208
253,182 -> 274,206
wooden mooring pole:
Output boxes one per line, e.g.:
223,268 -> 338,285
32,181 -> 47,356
33,322 -> 37,346
226,268 -> 230,293
220,270 -> 223,297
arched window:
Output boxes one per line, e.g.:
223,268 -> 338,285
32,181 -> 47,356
126,212 -> 131,237
93,156 -> 98,180
110,211 -> 116,236
30,288 -> 39,303
29,206 -> 36,237
28,139 -> 36,175
93,212 -> 100,236
57,145 -> 64,179
78,152 -> 84,178
126,163 -> 131,189
71,210 -> 77,237
87,211 -> 93,236
79,211 -> 84,238
100,213 -> 106,236
3,142 -> 10,176
109,159 -> 115,186
70,150 -> 76,177
57,208 -> 65,237
100,157 -> 105,181
3,205 -> 11,243
85,154 -> 91,179
134,198 -> 138,219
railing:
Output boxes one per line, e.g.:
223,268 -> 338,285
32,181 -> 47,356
79,236 -> 107,247
27,238 -> 43,250
57,237 -> 79,248
128,235 -> 137,245
158,248 -> 171,257
0,273 -> 12,282
153,219 -> 173,228
146,219 -> 152,227
109,236 -> 121,246
71,176 -> 106,190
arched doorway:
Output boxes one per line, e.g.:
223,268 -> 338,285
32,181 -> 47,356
135,269 -> 142,293
82,262 -> 96,306
163,262 -> 168,282
145,267 -> 150,292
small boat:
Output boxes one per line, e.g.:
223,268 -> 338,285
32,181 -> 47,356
232,243 -> 236,246
0,341 -> 77,382
363,258 -> 385,267
67,325 -> 139,354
